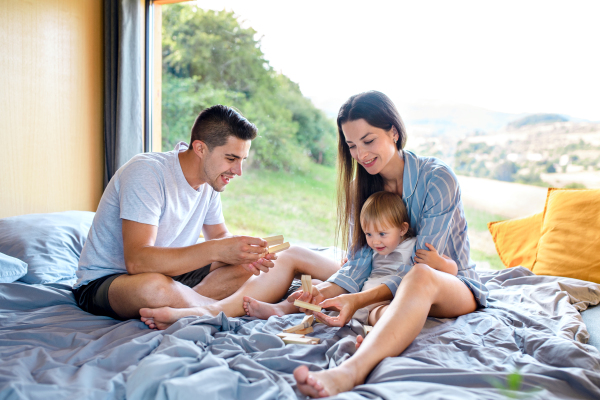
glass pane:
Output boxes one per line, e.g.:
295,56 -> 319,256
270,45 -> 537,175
159,1 -> 600,270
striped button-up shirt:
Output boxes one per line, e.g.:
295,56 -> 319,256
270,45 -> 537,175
327,150 -> 489,307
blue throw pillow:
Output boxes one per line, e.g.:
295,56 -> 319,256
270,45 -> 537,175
0,252 -> 27,283
0,211 -> 95,284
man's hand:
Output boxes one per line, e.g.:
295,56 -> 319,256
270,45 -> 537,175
243,252 -> 277,275
212,236 -> 269,274
312,294 -> 359,327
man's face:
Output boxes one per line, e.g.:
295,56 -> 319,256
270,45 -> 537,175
202,136 -> 251,192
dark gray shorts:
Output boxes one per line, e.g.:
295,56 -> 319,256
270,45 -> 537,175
72,264 -> 212,320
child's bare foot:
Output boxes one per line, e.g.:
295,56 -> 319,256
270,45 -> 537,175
139,306 -> 212,330
293,365 -> 360,398
355,334 -> 364,349
242,296 -> 286,319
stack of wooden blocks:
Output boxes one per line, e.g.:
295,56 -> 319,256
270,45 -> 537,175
278,274 -> 321,345
263,235 -> 290,255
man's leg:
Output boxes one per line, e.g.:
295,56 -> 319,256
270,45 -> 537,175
139,246 -> 340,329
108,272 -> 219,319
192,263 -> 254,300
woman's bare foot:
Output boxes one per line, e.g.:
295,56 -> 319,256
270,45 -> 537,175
355,334 -> 364,349
242,296 -> 290,319
293,365 -> 360,398
139,306 -> 212,330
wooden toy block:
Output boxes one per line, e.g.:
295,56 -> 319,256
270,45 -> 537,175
283,314 -> 315,333
277,328 -> 319,345
264,235 -> 284,247
301,314 -> 314,328
277,332 -> 305,339
282,336 -> 320,345
268,242 -> 290,254
293,299 -> 322,313
363,325 -> 373,336
293,326 -> 314,335
301,275 -> 312,294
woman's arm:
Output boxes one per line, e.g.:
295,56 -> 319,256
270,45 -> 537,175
312,284 -> 393,327
325,245 -> 374,294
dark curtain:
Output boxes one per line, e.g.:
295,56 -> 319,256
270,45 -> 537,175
104,0 -> 144,188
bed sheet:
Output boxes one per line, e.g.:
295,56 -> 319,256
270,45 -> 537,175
1,267 -> 600,400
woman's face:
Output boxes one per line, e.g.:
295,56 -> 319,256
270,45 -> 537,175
341,119 -> 398,175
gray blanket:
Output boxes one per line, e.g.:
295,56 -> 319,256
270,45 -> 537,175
1,267 -> 600,399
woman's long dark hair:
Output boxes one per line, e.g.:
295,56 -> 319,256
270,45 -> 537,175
335,91 -> 407,255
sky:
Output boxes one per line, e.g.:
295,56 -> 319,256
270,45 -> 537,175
194,0 -> 600,121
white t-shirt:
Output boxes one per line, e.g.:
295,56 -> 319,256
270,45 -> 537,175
74,142 -> 224,288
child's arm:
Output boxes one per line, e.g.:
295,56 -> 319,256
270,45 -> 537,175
414,243 -> 458,275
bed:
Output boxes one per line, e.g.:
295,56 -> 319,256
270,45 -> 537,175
1,213 -> 600,399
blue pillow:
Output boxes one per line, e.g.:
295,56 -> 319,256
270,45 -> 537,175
0,211 -> 95,284
0,252 -> 27,283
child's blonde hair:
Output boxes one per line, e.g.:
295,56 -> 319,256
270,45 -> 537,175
359,191 -> 414,237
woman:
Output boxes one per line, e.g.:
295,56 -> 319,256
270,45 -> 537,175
292,91 -> 489,397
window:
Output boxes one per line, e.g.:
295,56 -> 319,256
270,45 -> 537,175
146,1 -> 600,265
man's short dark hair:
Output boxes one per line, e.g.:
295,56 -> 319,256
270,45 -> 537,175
189,105 -> 258,150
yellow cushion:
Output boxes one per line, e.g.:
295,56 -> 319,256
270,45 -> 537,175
487,212 -> 543,270
531,188 -> 600,283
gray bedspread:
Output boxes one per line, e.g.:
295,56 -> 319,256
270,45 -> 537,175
1,267 -> 600,399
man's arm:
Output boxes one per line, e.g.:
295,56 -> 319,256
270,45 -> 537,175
202,223 -> 231,240
122,219 -> 268,276
202,222 -> 277,272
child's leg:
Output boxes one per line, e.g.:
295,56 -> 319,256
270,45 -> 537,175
367,304 -> 388,326
354,304 -> 389,349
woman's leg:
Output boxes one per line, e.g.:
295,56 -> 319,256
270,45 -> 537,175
140,246 -> 339,329
294,264 -> 477,398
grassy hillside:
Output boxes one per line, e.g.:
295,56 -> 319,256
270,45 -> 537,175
221,166 -> 505,269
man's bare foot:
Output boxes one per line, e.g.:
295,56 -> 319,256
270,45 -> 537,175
242,296 -> 287,319
139,306 -> 211,330
293,365 -> 359,398
355,334 -> 364,349
140,316 -> 157,330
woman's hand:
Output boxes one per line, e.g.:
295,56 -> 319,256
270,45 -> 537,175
340,256 -> 348,266
312,294 -> 360,327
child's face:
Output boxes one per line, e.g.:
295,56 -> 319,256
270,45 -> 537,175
363,222 -> 406,256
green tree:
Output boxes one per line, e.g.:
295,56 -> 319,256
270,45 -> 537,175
161,5 -> 337,171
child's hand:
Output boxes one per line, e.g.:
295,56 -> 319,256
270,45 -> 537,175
287,286 -> 325,313
414,243 -> 444,270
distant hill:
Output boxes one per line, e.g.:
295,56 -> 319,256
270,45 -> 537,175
507,114 -> 568,129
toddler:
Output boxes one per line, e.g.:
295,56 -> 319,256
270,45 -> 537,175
353,191 -> 457,325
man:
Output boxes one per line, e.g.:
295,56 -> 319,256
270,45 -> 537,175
72,105 -> 277,320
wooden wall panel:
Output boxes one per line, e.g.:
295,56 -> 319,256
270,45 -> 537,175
0,0 -> 104,218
